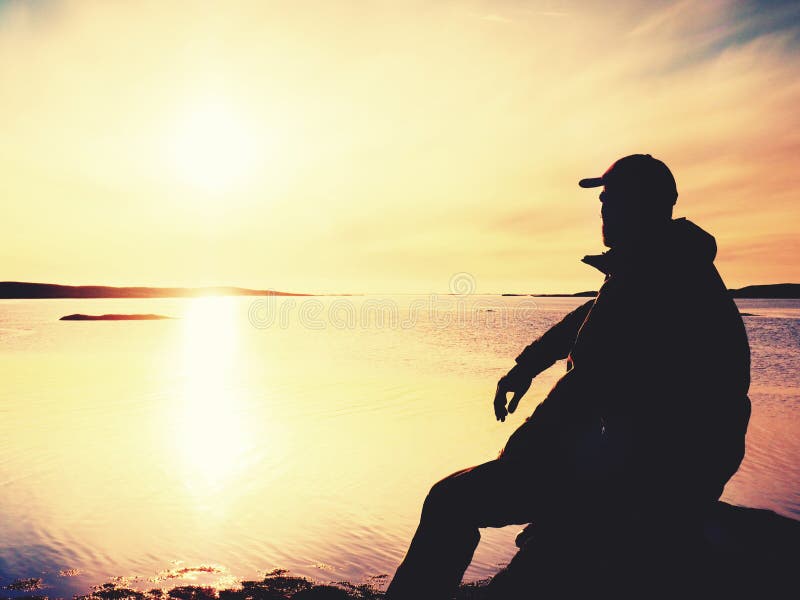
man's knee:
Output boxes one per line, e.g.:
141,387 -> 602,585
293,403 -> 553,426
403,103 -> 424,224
422,475 -> 459,517
421,466 -> 479,519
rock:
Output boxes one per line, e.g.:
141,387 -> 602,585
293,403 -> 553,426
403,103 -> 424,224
487,502 -> 800,599
59,313 -> 172,321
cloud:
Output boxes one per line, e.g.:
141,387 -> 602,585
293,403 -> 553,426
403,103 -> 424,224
478,13 -> 514,24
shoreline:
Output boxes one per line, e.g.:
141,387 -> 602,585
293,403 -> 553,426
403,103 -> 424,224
4,503 -> 799,600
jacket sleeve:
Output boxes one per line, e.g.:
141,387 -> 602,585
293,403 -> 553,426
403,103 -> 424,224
513,299 -> 594,378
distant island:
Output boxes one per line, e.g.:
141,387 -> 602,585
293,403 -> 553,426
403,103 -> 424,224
529,291 -> 599,298
60,313 -> 173,321
728,283 -> 800,298
0,282 -> 309,299
504,283 -> 800,299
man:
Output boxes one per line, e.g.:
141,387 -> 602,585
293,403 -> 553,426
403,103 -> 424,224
386,154 -> 751,599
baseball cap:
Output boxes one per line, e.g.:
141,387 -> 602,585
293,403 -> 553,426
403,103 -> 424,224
579,154 -> 678,205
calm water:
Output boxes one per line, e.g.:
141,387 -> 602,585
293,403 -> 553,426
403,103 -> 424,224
1,296 -> 798,596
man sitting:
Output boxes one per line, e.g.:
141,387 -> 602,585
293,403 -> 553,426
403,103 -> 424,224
386,155 -> 751,600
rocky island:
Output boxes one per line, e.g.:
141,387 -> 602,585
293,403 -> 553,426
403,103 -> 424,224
59,313 -> 173,321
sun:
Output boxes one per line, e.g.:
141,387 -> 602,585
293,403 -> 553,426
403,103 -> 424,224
167,99 -> 262,191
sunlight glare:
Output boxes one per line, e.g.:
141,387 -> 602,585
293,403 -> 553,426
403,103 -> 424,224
167,100 -> 263,192
175,297 -> 252,508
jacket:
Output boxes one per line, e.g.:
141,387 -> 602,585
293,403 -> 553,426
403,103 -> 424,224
508,218 -> 751,503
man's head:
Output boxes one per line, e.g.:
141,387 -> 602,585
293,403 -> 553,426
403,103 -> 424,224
579,154 -> 678,248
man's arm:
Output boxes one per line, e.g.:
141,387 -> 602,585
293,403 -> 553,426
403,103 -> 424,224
514,299 -> 594,375
494,299 -> 594,421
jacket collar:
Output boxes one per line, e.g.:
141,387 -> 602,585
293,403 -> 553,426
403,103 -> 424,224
581,219 -> 678,276
581,251 -> 615,275
581,245 -> 655,276
581,218 -> 718,277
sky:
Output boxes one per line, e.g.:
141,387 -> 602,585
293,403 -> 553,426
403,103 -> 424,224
1,0 -> 798,293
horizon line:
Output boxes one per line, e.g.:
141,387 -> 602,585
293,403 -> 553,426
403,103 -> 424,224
1,280 -> 800,299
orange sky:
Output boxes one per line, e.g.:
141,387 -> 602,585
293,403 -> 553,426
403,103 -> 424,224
1,0 -> 798,293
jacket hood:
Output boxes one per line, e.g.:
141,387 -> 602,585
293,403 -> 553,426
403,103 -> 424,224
582,218 -> 717,275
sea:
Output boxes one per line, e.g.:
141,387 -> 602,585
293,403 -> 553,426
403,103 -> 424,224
1,295 -> 798,597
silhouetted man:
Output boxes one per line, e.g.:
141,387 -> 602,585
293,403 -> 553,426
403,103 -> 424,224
386,154 -> 751,599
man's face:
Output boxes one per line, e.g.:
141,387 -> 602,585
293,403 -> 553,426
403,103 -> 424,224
600,188 -> 637,248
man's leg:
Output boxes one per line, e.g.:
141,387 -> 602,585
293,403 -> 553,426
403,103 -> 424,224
386,457 -> 551,600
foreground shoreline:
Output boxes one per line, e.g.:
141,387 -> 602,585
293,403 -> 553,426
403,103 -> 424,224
4,503 -> 799,600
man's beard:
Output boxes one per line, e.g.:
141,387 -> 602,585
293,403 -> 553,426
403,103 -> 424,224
602,223 -> 615,248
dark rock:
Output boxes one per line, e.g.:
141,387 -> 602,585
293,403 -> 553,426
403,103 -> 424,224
59,314 -> 172,321
487,502 -> 800,599
291,587 -> 351,600
4,579 -> 42,592
167,587 -> 217,600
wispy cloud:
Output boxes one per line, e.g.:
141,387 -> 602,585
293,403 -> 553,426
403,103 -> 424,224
479,13 -> 514,24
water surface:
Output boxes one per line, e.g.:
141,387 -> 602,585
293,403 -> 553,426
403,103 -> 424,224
1,296 -> 798,596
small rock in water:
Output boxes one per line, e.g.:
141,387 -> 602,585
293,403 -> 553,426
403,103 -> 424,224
60,313 -> 172,321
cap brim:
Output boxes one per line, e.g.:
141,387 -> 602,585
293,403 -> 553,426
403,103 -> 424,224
579,177 -> 604,188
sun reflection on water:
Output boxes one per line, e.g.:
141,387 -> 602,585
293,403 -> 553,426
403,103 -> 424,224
173,297 -> 253,508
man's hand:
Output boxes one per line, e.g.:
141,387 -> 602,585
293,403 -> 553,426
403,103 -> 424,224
494,364 -> 533,422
